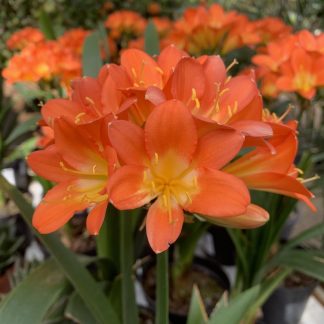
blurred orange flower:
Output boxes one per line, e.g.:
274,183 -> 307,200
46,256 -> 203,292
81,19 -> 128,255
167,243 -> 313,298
105,10 -> 147,40
6,27 -> 44,50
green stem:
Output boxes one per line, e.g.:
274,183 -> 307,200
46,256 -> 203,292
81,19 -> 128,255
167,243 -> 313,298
156,250 -> 169,324
96,205 -> 120,278
120,211 -> 139,324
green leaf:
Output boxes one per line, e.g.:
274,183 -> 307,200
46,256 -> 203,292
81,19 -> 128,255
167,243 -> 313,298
13,83 -> 53,104
97,22 -> 110,63
4,137 -> 37,165
208,270 -> 290,324
82,31 -> 103,77
38,10 -> 56,40
282,223 -> 324,251
275,250 -> 324,282
5,114 -> 40,146
144,20 -> 160,55
0,174 -> 120,324
208,285 -> 261,324
65,291 -> 96,324
0,259 -> 67,324
187,285 -> 208,324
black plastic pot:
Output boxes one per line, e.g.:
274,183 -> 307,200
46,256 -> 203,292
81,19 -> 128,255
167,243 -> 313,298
262,280 -> 317,324
140,256 -> 230,324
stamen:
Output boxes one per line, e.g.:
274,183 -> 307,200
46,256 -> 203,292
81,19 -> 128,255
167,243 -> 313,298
92,164 -> 97,174
75,112 -> 86,124
278,104 -> 294,121
226,59 -> 238,72
299,174 -> 320,184
131,67 -> 137,78
155,66 -> 164,75
85,96 -> 102,117
154,152 -> 159,165
191,88 -> 200,109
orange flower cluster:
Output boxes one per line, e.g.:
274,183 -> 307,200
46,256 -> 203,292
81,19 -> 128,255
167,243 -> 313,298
3,28 -> 89,87
6,27 -> 45,50
28,46 -> 315,253
162,4 -> 291,55
253,30 -> 324,99
102,5 -> 291,57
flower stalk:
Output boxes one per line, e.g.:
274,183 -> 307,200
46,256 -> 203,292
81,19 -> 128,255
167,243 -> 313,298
156,250 -> 169,324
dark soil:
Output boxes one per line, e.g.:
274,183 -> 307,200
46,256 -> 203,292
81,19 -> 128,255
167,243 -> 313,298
142,262 -> 225,317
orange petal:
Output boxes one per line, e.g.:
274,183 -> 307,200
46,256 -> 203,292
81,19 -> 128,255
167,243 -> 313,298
230,120 -> 273,138
27,145 -> 76,182
170,57 -> 205,104
146,198 -> 184,253
71,77 -> 102,115
200,55 -> 226,107
220,76 -> 258,113
54,118 -> 105,172
224,131 -> 297,176
32,183 -> 88,233
145,86 -> 166,106
108,165 -> 152,210
194,128 -> 244,169
145,99 -> 197,161
291,48 -> 312,72
187,168 -> 250,217
121,49 -> 163,88
108,120 -> 147,166
203,204 -> 269,228
239,172 -> 316,211
157,45 -> 189,83
86,201 -> 108,235
276,76 -> 294,91
41,99 -> 80,127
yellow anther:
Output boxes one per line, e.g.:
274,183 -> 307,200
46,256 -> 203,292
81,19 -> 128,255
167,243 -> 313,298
162,194 -> 168,208
75,112 -> 86,124
85,96 -> 95,105
131,67 -> 137,78
155,66 -> 164,75
191,88 -> 201,109
154,152 -> 159,165
295,168 -> 304,175
227,105 -> 233,118
232,101 -> 238,114
92,164 -> 97,174
85,96 -> 101,116
185,191 -> 192,204
219,88 -> 230,97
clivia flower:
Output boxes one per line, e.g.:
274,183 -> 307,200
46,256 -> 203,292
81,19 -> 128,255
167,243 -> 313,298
28,118 -> 117,235
108,99 -> 268,253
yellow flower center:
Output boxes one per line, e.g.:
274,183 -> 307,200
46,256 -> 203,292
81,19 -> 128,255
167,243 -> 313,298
143,151 -> 199,222
294,69 -> 316,92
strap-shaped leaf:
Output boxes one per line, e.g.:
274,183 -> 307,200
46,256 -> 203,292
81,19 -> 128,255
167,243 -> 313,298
0,174 -> 120,324
187,285 -> 208,324
82,31 -> 103,77
275,250 -> 324,282
0,259 -> 67,324
65,291 -> 96,324
282,223 -> 324,251
144,20 -> 160,56
5,114 -> 40,146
